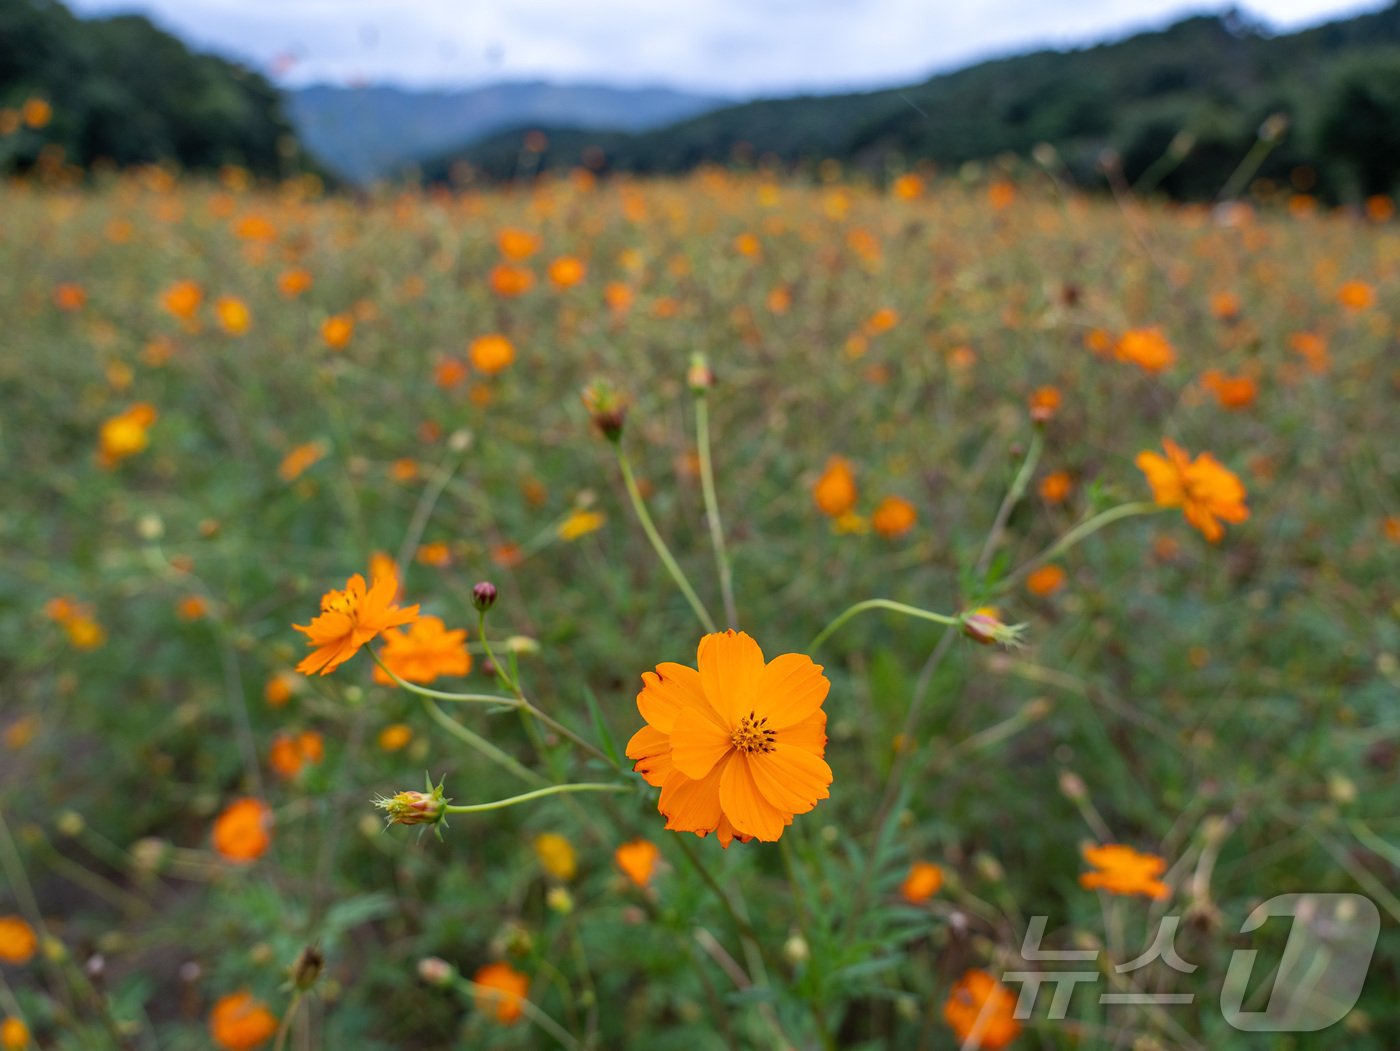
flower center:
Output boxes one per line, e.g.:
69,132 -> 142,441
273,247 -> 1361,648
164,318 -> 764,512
322,590 -> 358,620
730,711 -> 776,754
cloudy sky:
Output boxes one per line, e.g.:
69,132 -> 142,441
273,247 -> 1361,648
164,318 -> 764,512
66,0 -> 1385,97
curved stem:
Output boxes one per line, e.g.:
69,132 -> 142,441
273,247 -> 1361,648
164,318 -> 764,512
616,446 -> 718,633
974,429 -> 1043,578
462,980 -> 582,1051
444,782 -> 630,814
1003,501 -> 1162,589
807,599 -> 959,653
420,696 -> 546,787
695,396 -> 738,627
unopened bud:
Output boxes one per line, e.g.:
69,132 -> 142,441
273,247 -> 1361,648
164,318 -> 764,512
375,779 -> 450,829
1058,770 -> 1088,802
418,956 -> 455,986
1258,113 -> 1289,144
292,946 -> 324,990
961,607 -> 1027,648
546,887 -> 574,914
581,380 -> 627,442
783,933 -> 810,965
472,581 -> 497,612
687,353 -> 714,394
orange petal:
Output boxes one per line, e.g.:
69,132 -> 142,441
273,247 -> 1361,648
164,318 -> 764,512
747,742 -> 832,815
637,662 -> 715,731
753,652 -> 829,730
719,754 -> 787,841
625,725 -> 674,787
697,630 -> 764,724
781,709 -> 829,755
669,707 -> 733,779
659,758 -> 728,834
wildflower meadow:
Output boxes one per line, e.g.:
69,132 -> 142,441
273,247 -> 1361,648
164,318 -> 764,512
2,158 -> 1398,1049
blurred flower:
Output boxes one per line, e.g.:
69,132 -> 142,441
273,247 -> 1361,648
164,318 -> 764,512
900,861 -> 944,904
1115,327 -> 1175,373
294,570 -> 419,676
614,840 -> 660,887
1365,195 -> 1395,222
469,333 -> 515,375
321,314 -> 354,350
0,916 -> 37,964
472,962 -> 529,1025
489,264 -> 534,297
871,496 -> 917,538
233,215 -> 276,242
377,723 -> 413,752
603,282 -> 634,313
1,1017 -> 29,1050
389,458 -> 418,483
1210,291 -> 1242,320
733,232 -> 761,258
52,283 -> 86,311
497,228 -> 540,260
263,673 -> 297,708
627,630 -> 832,845
1028,385 -> 1061,422
434,358 -> 468,389
1080,843 -> 1170,900
277,441 -> 325,483
3,716 -> 38,751
865,307 -> 899,335
1289,331 -> 1330,374
943,970 -> 1021,1050
547,255 -> 586,289
813,456 -> 858,517
892,173 -> 924,199
416,541 -> 451,567
1201,370 -> 1257,410
1337,280 -> 1375,311
277,269 -> 312,298
1083,328 -> 1113,355
177,595 -> 208,621
98,402 -> 157,469
987,180 -> 1016,210
534,833 -> 578,881
212,799 -> 272,864
1039,470 -> 1072,505
1026,564 -> 1067,596
371,616 -> 471,686
558,509 -> 605,541
209,991 -> 277,1051
269,731 -> 324,780
215,296 -> 251,336
21,97 -> 51,129
1136,438 -> 1249,542
161,280 -> 203,321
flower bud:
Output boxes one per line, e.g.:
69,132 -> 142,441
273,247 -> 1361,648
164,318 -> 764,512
687,353 -> 714,394
546,887 -> 574,915
375,780 -> 450,829
291,946 -> 324,991
472,581 -> 498,612
960,607 -> 1026,647
418,956 -> 455,986
581,380 -> 627,442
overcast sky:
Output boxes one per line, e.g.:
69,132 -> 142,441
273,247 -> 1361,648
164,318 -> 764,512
65,0 -> 1386,97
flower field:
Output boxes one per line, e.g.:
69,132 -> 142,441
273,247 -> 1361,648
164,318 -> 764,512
2,163 -> 1398,1049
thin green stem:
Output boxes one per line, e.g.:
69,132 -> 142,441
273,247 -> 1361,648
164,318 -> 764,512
444,782 -> 629,814
974,429 -> 1043,579
272,990 -> 304,1051
461,979 -> 582,1051
476,609 -> 520,695
616,446 -> 718,633
695,395 -> 738,627
1003,501 -> 1162,589
419,696 -> 546,787
807,599 -> 959,653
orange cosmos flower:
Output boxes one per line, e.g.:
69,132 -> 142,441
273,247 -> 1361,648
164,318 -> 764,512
1026,564 -> 1066,596
416,541 -> 451,566
1,1018 -> 29,1050
233,215 -> 276,242
547,255 -> 586,288
615,840 -> 661,887
0,916 -> 37,964
733,232 -> 762,257
469,333 -> 515,375
496,227 -> 540,260
52,283 -> 86,311
277,269 -> 312,298
321,315 -> 354,350
872,496 -> 917,538
1365,195 -> 1395,222
263,673 -> 296,707
1210,291 -> 1242,320
892,172 -> 924,199
1289,331 -> 1330,374
434,357 -> 468,389
603,282 -> 634,313
900,861 -> 944,904
472,962 -> 530,1025
865,307 -> 899,335
1027,385 -> 1061,422
1337,280 -> 1375,311
1083,328 -> 1113,355
161,280 -> 203,321
558,509 -> 605,541
215,296 -> 251,336
1039,470 -> 1072,505
21,97 -> 52,129
1115,327 -> 1175,373
987,180 -> 1016,210
209,990 -> 278,1051
371,616 -> 470,685
1080,843 -> 1170,900
389,458 -> 418,483
269,730 -> 324,779
278,441 -> 325,482
1201,370 -> 1258,410
98,402 -> 158,469
489,263 -> 534,297
943,970 -> 1021,1050
212,798 -> 272,863
177,595 -> 208,621
293,570 -> 419,676
813,456 -> 857,517
626,630 -> 832,845
1136,438 -> 1249,543
377,723 -> 413,751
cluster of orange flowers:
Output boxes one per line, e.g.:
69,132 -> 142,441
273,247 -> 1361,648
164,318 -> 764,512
97,402 -> 157,469
44,596 -> 106,650
812,456 -> 918,538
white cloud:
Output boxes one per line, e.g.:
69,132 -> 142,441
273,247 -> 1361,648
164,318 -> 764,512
63,0 -> 1388,95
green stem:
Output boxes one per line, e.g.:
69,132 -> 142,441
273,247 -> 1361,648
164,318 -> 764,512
695,395 -> 738,627
807,599 -> 959,653
616,446 -> 717,633
461,978 -> 582,1051
420,697 -> 546,787
1003,501 -> 1161,588
974,429 -> 1043,578
445,783 -> 630,814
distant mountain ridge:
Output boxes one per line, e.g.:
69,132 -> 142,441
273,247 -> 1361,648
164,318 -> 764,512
287,81 -> 731,182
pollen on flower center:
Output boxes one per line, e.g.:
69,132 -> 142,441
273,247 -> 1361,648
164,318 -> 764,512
730,712 -> 776,754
